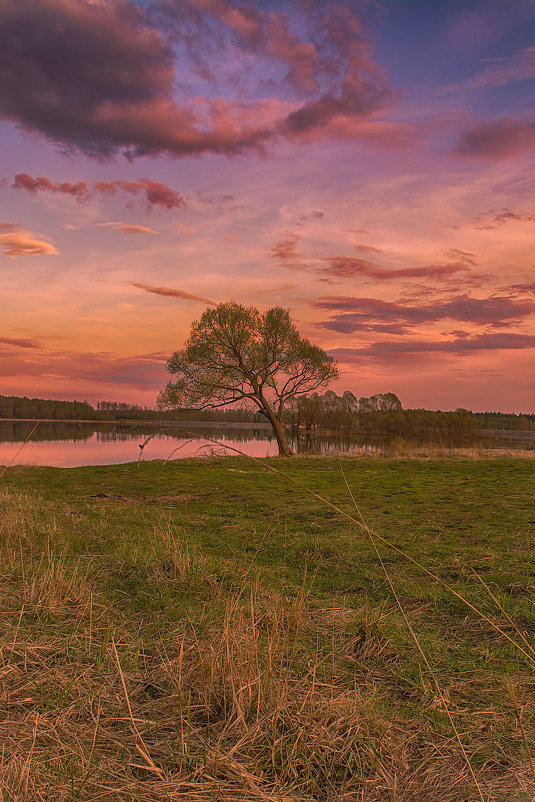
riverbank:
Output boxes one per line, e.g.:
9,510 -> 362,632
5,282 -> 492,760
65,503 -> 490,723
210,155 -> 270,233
1,456 -> 534,800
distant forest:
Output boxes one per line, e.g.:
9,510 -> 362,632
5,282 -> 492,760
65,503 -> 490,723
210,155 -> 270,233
1,392 -> 533,433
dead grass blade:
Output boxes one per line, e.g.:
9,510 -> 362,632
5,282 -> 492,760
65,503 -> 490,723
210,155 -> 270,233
111,636 -> 165,779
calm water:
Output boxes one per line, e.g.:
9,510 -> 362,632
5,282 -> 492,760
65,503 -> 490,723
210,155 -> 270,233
0,420 -> 533,467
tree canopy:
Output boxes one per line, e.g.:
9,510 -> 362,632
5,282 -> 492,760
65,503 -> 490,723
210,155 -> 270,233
157,301 -> 339,455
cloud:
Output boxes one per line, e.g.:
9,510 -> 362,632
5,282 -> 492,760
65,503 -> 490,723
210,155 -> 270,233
329,332 -> 535,363
473,207 -> 535,230
462,45 -> 535,92
511,282 -> 535,293
176,222 -> 198,235
12,173 -> 90,199
298,210 -> 324,224
0,336 -> 42,349
190,0 -> 323,95
0,229 -> 58,257
0,346 -> 169,387
0,0 -> 395,159
457,118 -> 535,159
313,294 -> 534,333
445,248 -> 476,265
130,281 -> 216,305
93,179 -> 186,210
12,173 -> 186,211
269,234 -> 308,270
320,256 -> 467,281
354,243 -> 383,254
96,222 -> 160,235
269,235 -> 472,284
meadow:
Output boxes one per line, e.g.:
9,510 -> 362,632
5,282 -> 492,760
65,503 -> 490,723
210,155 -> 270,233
1,452 -> 534,801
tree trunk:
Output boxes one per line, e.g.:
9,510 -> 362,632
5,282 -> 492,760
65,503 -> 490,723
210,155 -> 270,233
258,397 -> 293,456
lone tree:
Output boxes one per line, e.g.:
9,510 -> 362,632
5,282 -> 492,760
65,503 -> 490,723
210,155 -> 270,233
158,301 -> 339,456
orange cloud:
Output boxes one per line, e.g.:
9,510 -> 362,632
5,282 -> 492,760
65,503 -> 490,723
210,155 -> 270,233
354,243 -> 383,254
0,229 -> 58,256
176,222 -> 198,235
130,282 -> 216,305
0,336 -> 42,348
96,222 -> 159,235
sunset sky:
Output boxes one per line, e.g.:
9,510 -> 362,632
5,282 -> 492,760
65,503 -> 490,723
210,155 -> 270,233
1,0 -> 535,412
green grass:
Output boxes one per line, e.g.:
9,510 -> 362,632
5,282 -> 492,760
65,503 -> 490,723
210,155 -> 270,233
1,455 -> 534,800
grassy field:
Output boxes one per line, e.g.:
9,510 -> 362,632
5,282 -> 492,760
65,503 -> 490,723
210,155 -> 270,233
1,454 -> 534,801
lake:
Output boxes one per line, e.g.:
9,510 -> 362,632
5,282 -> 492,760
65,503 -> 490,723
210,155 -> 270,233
0,420 -> 533,467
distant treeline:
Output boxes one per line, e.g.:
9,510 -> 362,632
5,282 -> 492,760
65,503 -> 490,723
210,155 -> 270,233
470,411 -> 535,431
0,395 -> 255,422
1,393 -> 533,433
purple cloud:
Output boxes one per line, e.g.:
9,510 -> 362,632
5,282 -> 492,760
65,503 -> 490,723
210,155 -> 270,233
313,294 -> 535,333
12,173 -> 186,211
321,257 -> 466,281
0,0 -> 394,159
457,118 -> 535,159
93,178 -> 186,210
329,332 -> 535,363
473,207 -> 535,230
0,336 -> 42,349
12,173 -> 90,199
130,281 -> 216,305
511,282 -> 535,293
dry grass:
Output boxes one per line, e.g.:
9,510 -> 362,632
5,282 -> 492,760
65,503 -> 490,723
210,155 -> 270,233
379,442 -> 535,460
1,470 -> 535,801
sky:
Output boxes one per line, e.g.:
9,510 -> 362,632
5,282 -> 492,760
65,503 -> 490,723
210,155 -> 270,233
1,0 -> 535,413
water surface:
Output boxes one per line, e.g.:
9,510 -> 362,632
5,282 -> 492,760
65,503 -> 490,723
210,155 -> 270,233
0,420 -> 532,467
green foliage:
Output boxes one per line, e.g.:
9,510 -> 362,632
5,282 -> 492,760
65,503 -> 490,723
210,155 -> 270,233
158,302 -> 339,454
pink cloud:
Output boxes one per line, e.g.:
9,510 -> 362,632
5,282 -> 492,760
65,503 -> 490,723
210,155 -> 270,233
176,223 -> 198,235
511,282 -> 535,293
96,222 -> 160,235
12,173 -> 90,199
0,336 -> 42,349
195,0 -> 321,95
0,347 -> 168,388
93,178 -> 186,210
473,207 -> 535,229
0,0 -> 396,159
0,229 -> 58,257
457,118 -> 535,159
329,332 -> 535,364
313,294 -> 534,333
12,173 -> 186,211
130,281 -> 216,305
269,234 -> 308,270
320,257 -> 467,281
355,243 -> 383,254
463,46 -> 535,91
445,248 -> 476,265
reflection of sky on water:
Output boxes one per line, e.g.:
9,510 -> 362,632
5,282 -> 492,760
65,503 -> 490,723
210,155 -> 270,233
1,422 -> 532,467
0,433 -> 278,467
